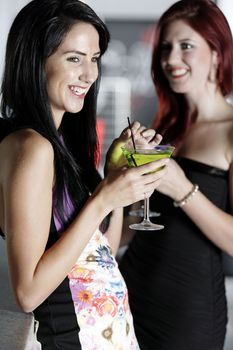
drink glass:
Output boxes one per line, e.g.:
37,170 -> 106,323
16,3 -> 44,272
129,202 -> 161,217
122,145 -> 175,231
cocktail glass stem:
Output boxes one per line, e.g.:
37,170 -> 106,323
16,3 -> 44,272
129,201 -> 160,217
139,197 -> 164,229
144,197 -> 150,222
129,195 -> 164,231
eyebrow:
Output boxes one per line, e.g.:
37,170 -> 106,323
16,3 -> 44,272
63,50 -> 101,56
178,38 -> 194,42
162,38 -> 195,42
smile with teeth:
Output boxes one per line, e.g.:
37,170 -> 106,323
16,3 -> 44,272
169,68 -> 188,78
69,85 -> 88,96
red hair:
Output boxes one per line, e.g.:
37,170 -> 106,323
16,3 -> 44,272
151,0 -> 233,146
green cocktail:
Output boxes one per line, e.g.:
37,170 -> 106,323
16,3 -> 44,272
122,145 -> 175,231
122,146 -> 173,169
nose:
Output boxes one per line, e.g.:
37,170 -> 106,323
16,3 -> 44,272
79,61 -> 98,84
166,46 -> 180,65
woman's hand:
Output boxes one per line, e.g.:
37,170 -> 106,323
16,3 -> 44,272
104,121 -> 162,175
96,157 -> 170,214
156,158 -> 193,201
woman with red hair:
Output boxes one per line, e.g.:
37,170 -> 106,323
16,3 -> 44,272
120,0 -> 233,349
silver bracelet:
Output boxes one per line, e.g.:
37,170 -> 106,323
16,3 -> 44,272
173,184 -> 199,208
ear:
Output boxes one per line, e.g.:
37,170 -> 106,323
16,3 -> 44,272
212,50 -> 219,66
208,50 -> 219,83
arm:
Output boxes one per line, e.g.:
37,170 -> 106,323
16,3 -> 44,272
3,130 -> 168,312
157,158 -> 233,256
104,208 -> 123,256
120,206 -> 138,248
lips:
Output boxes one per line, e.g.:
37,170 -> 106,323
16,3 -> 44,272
167,67 -> 188,79
69,85 -> 88,97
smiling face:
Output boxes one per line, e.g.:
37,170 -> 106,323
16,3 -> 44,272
45,21 -> 100,126
160,20 -> 218,97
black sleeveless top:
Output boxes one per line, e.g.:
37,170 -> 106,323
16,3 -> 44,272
120,157 -> 229,350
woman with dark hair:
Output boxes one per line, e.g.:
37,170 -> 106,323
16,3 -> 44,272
120,0 -> 233,349
0,0 -> 168,348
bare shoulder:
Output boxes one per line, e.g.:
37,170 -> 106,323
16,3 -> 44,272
0,129 -> 54,181
1,128 -> 54,159
2,128 -> 53,153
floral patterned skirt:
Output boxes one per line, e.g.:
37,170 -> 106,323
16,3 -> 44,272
67,229 -> 140,350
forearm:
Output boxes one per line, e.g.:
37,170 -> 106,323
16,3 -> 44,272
105,207 -> 123,256
120,204 -> 139,247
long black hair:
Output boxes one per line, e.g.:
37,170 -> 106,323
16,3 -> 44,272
0,0 -> 110,226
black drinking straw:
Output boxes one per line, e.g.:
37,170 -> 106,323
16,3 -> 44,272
127,117 -> 136,152
127,117 -> 137,166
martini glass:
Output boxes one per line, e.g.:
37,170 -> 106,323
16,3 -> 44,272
122,145 -> 175,231
129,202 -> 161,217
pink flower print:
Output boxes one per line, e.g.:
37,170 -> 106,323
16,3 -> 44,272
68,265 -> 94,283
70,282 -> 94,312
93,295 -> 118,317
86,316 -> 96,326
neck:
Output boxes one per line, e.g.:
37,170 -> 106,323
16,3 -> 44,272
185,85 -> 231,122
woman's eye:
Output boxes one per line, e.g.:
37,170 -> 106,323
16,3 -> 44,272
67,57 -> 80,63
181,43 -> 193,50
92,56 -> 100,63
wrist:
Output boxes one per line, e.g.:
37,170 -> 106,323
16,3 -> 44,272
173,183 -> 199,208
173,179 -> 193,202
91,181 -> 113,217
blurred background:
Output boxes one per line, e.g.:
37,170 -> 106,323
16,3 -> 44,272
0,1 -> 233,349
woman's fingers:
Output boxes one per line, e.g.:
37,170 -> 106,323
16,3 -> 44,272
129,123 -> 163,147
130,157 -> 170,176
152,133 -> 163,145
119,121 -> 163,148
140,128 -> 156,141
101,157 -> 169,211
140,129 -> 163,145
119,121 -> 140,139
122,159 -> 169,194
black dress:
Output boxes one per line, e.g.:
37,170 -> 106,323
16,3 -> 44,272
119,157 -> 229,350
